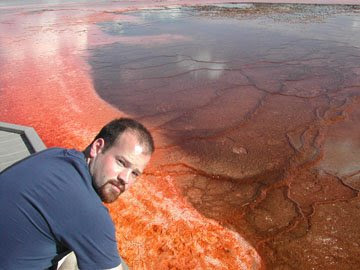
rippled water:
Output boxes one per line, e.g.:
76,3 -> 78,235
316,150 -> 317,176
1,2 -> 360,269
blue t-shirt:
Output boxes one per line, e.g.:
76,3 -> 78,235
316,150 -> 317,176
0,148 -> 121,269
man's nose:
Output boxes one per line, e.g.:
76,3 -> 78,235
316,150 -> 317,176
118,168 -> 132,184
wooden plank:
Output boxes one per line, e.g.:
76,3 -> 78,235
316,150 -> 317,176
0,122 -> 46,172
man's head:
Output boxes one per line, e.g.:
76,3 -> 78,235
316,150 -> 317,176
85,118 -> 154,203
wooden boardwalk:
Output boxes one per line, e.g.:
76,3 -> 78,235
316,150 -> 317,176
0,122 -> 46,172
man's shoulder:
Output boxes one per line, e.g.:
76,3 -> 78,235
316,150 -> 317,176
1,147 -> 83,171
26,147 -> 87,173
34,147 -> 83,162
0,147 -> 91,195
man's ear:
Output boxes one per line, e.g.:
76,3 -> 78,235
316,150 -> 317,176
89,138 -> 105,158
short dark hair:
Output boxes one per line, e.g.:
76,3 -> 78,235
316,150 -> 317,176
94,118 -> 154,154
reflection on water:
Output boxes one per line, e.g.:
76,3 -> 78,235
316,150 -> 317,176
1,2 -> 360,269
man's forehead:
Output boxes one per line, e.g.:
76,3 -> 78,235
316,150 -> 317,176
111,131 -> 149,155
134,144 -> 144,155
115,130 -> 151,153
112,130 -> 137,144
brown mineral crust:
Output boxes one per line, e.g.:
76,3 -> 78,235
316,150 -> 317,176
162,86 -> 263,133
262,198 -> 360,269
251,95 -> 360,268
248,188 -> 298,233
287,170 -> 358,215
318,97 -> 360,178
161,92 -> 320,179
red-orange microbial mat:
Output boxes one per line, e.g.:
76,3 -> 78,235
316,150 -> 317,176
1,1 -> 360,269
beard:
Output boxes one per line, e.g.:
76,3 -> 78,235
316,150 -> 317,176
96,179 -> 124,203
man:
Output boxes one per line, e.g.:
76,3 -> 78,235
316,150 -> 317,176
0,118 -> 154,269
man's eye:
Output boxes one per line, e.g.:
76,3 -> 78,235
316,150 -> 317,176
117,159 -> 125,166
132,171 -> 139,178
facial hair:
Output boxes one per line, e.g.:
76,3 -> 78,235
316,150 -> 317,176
96,180 -> 124,203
